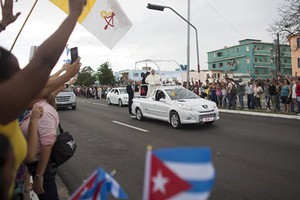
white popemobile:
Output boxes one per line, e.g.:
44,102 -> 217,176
131,85 -> 219,128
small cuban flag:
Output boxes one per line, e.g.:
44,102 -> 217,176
143,146 -> 215,200
70,167 -> 128,200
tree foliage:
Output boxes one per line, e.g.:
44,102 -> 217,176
76,66 -> 96,86
96,62 -> 115,85
269,0 -> 300,42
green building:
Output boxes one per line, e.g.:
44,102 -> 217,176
207,39 -> 292,80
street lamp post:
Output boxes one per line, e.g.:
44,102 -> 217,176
276,32 -> 281,76
147,3 -> 200,89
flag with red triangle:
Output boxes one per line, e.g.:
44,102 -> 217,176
143,147 -> 215,200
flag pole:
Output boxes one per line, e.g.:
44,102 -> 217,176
10,0 -> 39,52
142,145 -> 152,200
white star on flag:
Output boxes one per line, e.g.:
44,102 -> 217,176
152,170 -> 169,194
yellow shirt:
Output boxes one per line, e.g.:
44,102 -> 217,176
0,119 -> 27,198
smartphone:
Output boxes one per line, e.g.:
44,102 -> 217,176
70,47 -> 78,64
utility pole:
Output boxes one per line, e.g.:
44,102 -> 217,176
186,0 -> 191,90
276,32 -> 281,76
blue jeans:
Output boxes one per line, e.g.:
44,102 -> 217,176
247,94 -> 255,109
27,161 -> 59,200
238,92 -> 244,109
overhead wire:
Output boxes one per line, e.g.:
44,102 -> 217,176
204,0 -> 246,38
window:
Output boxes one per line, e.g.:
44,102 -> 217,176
298,58 -> 300,68
297,38 -> 300,48
246,58 -> 250,64
255,58 -> 258,63
246,46 -> 250,51
212,64 -> 216,68
217,52 -> 223,57
219,63 -> 223,68
236,48 -> 239,53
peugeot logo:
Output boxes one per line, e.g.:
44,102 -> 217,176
202,105 -> 208,109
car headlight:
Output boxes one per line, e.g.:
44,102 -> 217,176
70,94 -> 76,101
123,96 -> 128,99
178,104 -> 193,111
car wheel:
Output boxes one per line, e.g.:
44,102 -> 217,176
170,111 -> 182,129
136,108 -> 143,121
204,121 -> 214,126
72,105 -> 76,110
107,98 -> 111,105
118,99 -> 123,107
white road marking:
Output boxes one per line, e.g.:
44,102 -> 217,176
92,103 -> 108,107
112,121 -> 149,133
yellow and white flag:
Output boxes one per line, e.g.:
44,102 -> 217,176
50,0 -> 132,49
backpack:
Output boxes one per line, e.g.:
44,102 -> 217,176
231,83 -> 237,94
51,124 -> 77,167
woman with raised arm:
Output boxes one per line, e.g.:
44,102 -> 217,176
0,0 -> 86,198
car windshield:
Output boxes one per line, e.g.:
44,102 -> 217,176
119,89 -> 127,94
165,87 -> 200,100
62,88 -> 73,92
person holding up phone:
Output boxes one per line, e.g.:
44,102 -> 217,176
0,0 -> 87,199
70,47 -> 78,64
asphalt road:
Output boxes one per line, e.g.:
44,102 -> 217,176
58,97 -> 300,200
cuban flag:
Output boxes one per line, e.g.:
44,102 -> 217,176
50,0 -> 132,50
70,167 -> 128,200
143,147 -> 215,200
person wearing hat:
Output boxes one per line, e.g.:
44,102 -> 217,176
145,69 -> 161,97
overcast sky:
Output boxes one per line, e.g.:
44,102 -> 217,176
0,0 -> 284,73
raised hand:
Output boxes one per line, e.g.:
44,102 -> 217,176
68,0 -> 87,17
0,0 -> 21,27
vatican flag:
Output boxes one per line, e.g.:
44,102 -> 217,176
50,0 -> 132,49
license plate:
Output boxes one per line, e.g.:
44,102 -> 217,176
202,117 -> 214,122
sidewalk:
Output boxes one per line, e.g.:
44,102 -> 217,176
219,108 -> 300,120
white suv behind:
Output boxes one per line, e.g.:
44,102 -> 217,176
55,87 -> 77,110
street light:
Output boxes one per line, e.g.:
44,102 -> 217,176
147,3 -> 200,89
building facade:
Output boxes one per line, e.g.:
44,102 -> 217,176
207,39 -> 292,80
288,33 -> 300,76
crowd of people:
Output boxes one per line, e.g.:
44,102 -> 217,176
72,68 -> 300,116
0,0 -> 86,200
185,75 -> 300,115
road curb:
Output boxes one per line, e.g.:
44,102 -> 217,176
219,109 -> 300,120
56,175 -> 70,200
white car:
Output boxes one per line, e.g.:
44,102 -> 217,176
131,86 -> 219,128
106,87 -> 129,107
55,87 -> 77,110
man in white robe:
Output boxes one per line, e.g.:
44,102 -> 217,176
145,69 -> 161,97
